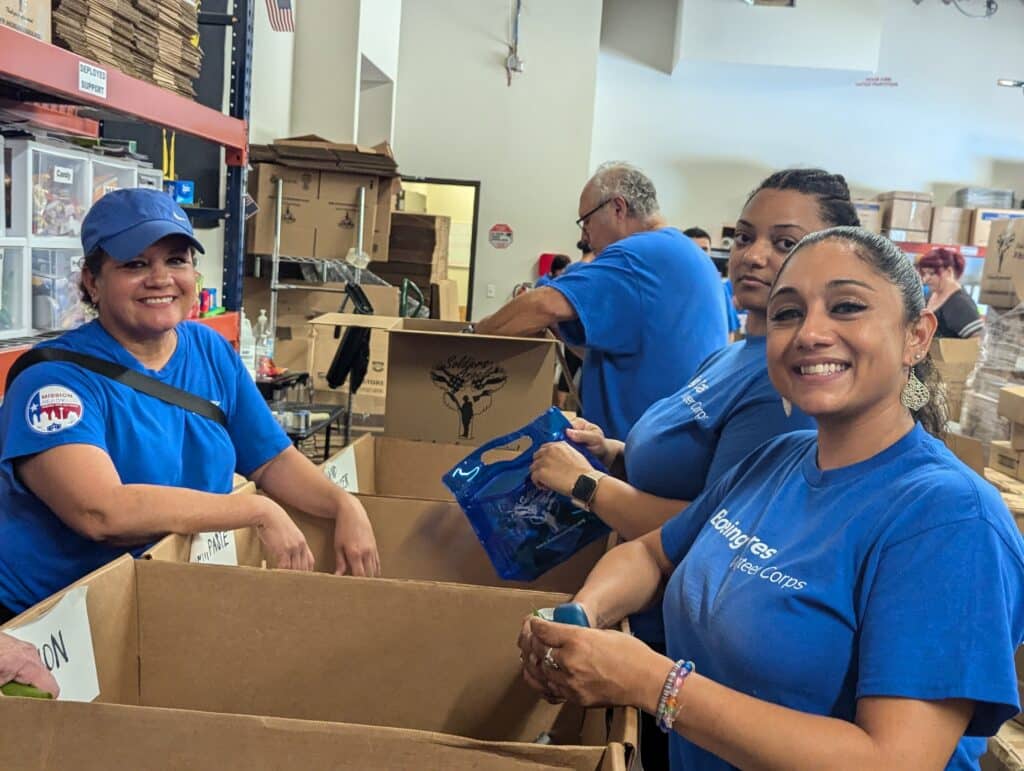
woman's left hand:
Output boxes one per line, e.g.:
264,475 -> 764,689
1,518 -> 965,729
519,616 -> 670,712
530,441 -> 594,498
333,496 -> 381,577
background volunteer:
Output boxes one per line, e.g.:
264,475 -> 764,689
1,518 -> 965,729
476,161 -> 727,440
917,246 -> 983,339
519,227 -> 1024,771
0,189 -> 380,620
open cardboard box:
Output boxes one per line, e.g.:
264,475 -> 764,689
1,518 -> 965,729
0,558 -> 635,768
309,313 -> 558,446
148,493 -> 611,596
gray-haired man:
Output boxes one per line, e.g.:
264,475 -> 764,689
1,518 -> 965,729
476,162 -> 727,439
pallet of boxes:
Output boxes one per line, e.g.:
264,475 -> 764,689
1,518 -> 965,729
958,216 -> 1024,446
0,315 -> 635,768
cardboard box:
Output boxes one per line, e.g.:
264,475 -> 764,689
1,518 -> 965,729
242,278 -> 399,375
984,719 -> 1024,768
432,278 -> 462,321
882,228 -> 929,244
388,212 -> 451,264
0,558 -> 636,760
1012,422 -> 1024,452
0,699 -> 628,771
246,164 -> 378,259
371,176 -> 401,263
148,493 -> 610,594
853,200 -> 882,233
971,208 -> 1024,248
931,337 -> 978,422
991,440 -> 1024,481
879,191 -> 933,232
999,386 -> 1024,425
944,432 -> 985,475
1017,647 -> 1024,729
929,206 -> 971,245
0,0 -> 50,41
309,314 -> 559,445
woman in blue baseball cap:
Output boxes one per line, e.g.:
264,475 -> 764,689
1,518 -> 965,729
0,188 -> 381,619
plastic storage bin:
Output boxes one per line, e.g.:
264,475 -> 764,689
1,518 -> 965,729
91,158 -> 138,203
31,247 -> 87,331
0,238 -> 32,339
7,140 -> 91,239
137,167 -> 164,191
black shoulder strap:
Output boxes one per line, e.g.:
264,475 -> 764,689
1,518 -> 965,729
5,348 -> 228,427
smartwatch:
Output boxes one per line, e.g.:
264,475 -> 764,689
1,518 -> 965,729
570,471 -> 606,511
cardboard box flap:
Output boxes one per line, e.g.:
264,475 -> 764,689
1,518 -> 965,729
1000,387 -> 1024,425
0,699 -> 620,771
135,561 -> 608,744
310,311 -> 403,331
398,317 -> 558,345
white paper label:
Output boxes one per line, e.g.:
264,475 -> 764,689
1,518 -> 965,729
78,62 -> 108,99
322,447 -> 360,492
52,166 -> 74,185
5,586 -> 99,702
189,531 -> 239,565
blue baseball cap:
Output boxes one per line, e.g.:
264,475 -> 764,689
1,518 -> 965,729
81,188 -> 205,262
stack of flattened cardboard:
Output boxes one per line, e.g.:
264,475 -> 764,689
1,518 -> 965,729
370,211 -> 451,296
52,0 -> 201,98
246,136 -> 400,263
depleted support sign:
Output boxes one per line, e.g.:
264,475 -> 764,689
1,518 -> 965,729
5,586 -> 99,702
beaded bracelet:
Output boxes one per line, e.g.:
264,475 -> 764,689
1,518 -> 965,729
655,659 -> 695,733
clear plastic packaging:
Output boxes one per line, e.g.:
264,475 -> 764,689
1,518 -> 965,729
31,248 -> 88,331
443,408 -> 609,581
960,305 -> 1024,445
0,239 -> 31,339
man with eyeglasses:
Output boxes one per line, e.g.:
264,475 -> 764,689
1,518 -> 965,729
475,162 -> 727,440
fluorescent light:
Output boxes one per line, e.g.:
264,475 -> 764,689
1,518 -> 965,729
997,79 -> 1024,87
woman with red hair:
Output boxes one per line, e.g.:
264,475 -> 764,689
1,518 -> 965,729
917,247 -> 982,338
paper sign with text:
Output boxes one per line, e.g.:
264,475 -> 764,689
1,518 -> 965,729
189,531 -> 239,565
322,447 -> 360,492
5,586 -> 99,702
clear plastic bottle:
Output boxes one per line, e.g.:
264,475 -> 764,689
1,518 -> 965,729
255,308 -> 273,376
239,307 -> 257,380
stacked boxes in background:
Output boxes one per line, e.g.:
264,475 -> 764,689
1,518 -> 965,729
369,212 -> 451,297
247,136 -> 400,263
879,191 -> 932,243
52,0 -> 202,99
929,206 -> 972,245
995,387 -> 1024,481
853,200 -> 882,233
0,0 -> 51,40
931,337 -> 980,423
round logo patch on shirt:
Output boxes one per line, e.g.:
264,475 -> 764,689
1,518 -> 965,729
26,385 -> 84,434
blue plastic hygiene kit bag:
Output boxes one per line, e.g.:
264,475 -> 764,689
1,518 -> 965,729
442,407 -> 610,581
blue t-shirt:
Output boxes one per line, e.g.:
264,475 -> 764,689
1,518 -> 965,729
660,425 -> 1024,771
722,280 -> 741,334
0,320 -> 290,612
623,336 -> 815,643
535,274 -> 554,288
552,228 -> 727,440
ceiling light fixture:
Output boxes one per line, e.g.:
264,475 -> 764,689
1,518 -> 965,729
997,79 -> 1024,88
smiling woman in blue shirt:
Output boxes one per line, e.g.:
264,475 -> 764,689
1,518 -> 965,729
518,227 -> 1024,771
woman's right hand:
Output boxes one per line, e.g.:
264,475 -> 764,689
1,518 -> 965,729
565,418 -> 616,467
253,497 -> 315,571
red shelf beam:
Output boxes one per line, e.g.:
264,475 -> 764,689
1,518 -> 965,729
0,27 -> 247,165
896,242 -> 987,260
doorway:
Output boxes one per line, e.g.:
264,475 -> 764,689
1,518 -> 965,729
400,177 -> 480,320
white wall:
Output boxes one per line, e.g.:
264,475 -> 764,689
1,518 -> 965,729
678,0 -> 884,72
290,0 -> 361,141
249,0 -> 295,144
394,0 -> 603,318
359,0 -> 403,82
591,1 -> 1024,239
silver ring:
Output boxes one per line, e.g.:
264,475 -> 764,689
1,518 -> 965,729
542,647 -> 560,670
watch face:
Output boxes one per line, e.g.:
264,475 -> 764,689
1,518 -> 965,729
572,474 -> 598,504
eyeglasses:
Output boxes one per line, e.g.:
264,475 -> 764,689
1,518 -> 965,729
575,198 -> 613,230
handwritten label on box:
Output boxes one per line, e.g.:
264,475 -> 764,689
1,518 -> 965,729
5,586 -> 99,702
78,62 -> 108,99
189,531 -> 239,565
322,447 -> 360,492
